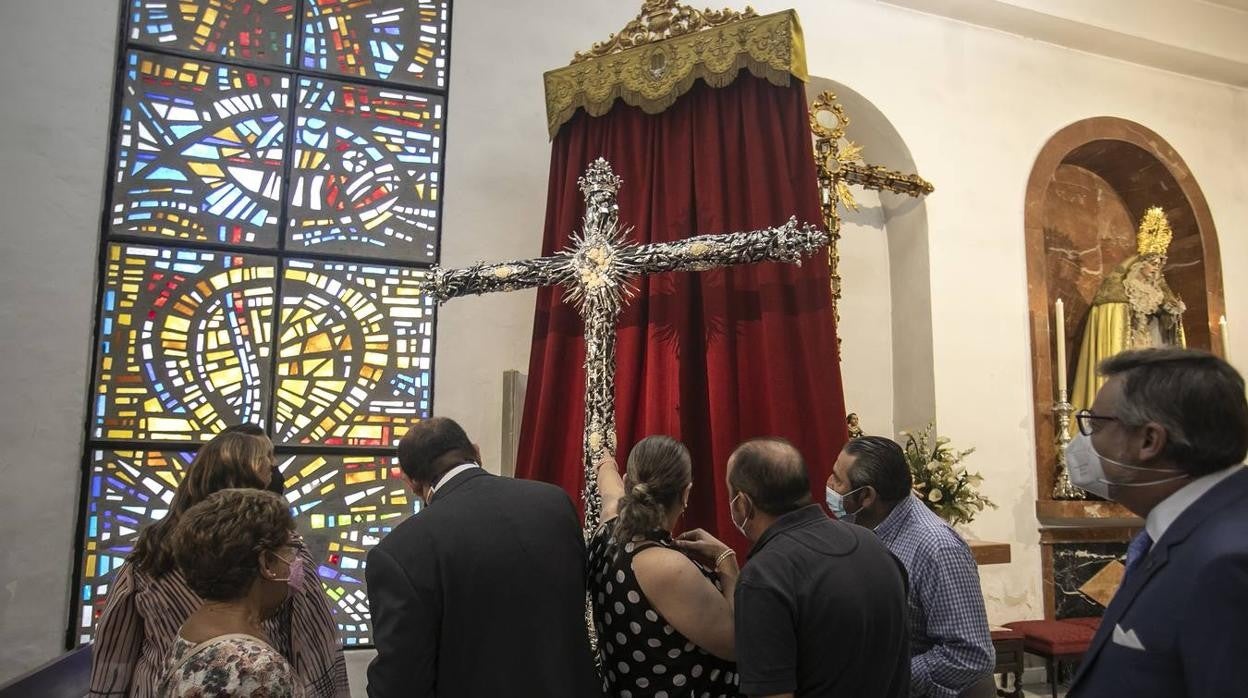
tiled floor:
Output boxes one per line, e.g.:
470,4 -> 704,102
346,649 -> 1073,697
1020,677 -> 1071,697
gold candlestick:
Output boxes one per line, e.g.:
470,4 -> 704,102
1052,392 -> 1084,500
1221,315 -> 1230,361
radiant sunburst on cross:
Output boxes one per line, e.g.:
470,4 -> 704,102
425,158 -> 827,532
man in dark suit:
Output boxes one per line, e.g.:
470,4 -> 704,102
365,417 -> 602,697
1066,348 -> 1248,698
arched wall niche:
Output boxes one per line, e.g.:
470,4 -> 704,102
806,76 -> 936,438
1025,116 -> 1227,517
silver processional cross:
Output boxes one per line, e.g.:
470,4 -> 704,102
425,158 -> 828,534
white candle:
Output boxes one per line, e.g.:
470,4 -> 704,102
1221,315 -> 1230,361
1055,299 -> 1067,401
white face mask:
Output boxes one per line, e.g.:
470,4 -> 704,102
825,485 -> 864,521
729,492 -> 751,536
1064,433 -> 1186,500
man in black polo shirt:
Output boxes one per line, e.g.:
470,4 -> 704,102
728,437 -> 910,697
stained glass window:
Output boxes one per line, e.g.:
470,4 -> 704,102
111,52 -> 289,247
275,260 -> 435,445
129,0 -> 299,66
92,244 -> 275,441
282,453 -> 414,645
287,79 -> 443,259
77,0 -> 451,647
78,449 -> 197,643
302,0 -> 450,89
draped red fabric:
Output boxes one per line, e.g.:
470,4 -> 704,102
516,75 -> 848,552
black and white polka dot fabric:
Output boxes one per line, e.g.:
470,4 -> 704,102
588,524 -> 742,698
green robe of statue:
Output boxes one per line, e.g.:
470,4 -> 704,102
1070,253 -> 1185,421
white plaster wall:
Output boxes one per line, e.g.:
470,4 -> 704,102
429,0 -> 616,473
0,0 -> 118,681
884,190 -> 940,435
837,195 -> 898,438
955,0 -> 1248,65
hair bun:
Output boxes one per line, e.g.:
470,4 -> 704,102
630,482 -> 655,505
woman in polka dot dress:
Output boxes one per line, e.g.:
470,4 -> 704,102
588,436 -> 743,698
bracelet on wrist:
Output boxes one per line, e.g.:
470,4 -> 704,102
715,549 -> 737,569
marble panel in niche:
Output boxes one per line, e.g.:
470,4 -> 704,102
1042,164 -> 1135,393
1063,141 -> 1213,352
1052,541 -> 1129,619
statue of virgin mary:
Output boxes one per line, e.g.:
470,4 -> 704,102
1070,207 -> 1186,418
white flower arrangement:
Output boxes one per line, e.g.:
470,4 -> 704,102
901,425 -> 996,526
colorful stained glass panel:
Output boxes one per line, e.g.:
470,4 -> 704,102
302,0 -> 450,89
274,259 -> 435,445
111,51 -> 289,247
129,0 -> 298,66
286,77 -> 443,260
92,244 -> 275,441
280,453 -> 419,645
78,0 -> 455,651
77,449 -> 196,644
76,449 -> 420,647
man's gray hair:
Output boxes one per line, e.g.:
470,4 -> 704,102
1099,348 -> 1248,477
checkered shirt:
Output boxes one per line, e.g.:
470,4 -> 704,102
874,494 -> 996,697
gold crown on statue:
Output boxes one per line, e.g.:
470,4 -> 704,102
578,157 -> 624,199
1136,206 -> 1174,257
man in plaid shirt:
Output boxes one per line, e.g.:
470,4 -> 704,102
826,436 -> 995,698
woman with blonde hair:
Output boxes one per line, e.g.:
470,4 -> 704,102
88,430 -> 347,697
588,435 -> 743,697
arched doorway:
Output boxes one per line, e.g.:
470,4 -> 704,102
807,76 -> 936,437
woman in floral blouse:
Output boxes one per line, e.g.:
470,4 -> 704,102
88,431 -> 347,698
157,487 -> 306,697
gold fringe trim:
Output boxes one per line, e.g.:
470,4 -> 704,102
543,10 -> 807,138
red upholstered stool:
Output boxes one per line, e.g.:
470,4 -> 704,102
990,627 -> 1026,697
1004,620 -> 1098,698
1063,616 -> 1102,630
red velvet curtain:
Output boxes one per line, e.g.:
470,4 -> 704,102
516,74 -> 847,551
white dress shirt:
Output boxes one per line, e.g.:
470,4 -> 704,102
432,462 -> 480,494
1146,464 -> 1243,544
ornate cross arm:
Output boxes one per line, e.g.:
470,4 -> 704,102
809,90 -> 935,213
425,255 -> 573,303
423,217 -> 828,307
808,90 -> 935,357
840,162 -> 934,198
418,158 -> 825,538
621,217 -> 829,274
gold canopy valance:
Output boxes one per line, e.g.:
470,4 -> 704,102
543,6 -> 808,137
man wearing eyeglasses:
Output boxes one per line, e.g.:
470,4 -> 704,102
1065,348 -> 1248,698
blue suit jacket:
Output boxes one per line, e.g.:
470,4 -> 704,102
1068,467 -> 1248,698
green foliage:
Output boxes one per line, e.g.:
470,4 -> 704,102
901,424 -> 996,526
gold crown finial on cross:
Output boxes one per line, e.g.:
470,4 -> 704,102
1136,206 -> 1174,257
577,157 -> 624,200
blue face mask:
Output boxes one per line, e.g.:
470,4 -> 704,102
826,485 -> 865,520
